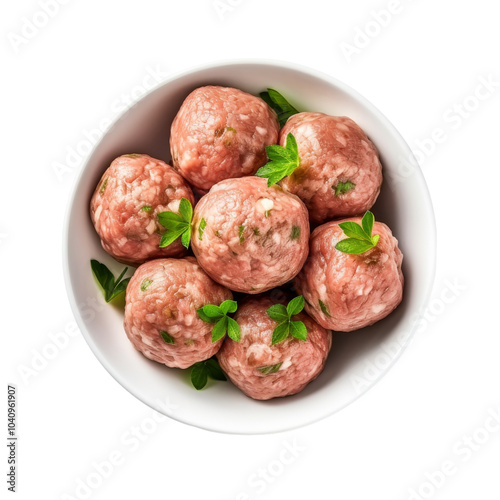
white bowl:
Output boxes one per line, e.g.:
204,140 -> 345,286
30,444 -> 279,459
63,60 -> 436,434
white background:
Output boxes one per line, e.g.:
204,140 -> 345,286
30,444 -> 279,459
2,0 -> 499,499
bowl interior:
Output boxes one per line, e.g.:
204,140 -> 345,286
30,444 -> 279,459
64,61 -> 435,434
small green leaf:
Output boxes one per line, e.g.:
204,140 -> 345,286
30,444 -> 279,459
212,317 -> 228,342
319,299 -> 331,317
267,304 -> 288,323
362,210 -> 375,237
238,224 -> 245,244
90,260 -> 130,303
257,362 -> 283,375
140,279 -> 153,292
338,221 -> 370,241
271,322 -> 290,345
181,229 -> 191,249
179,197 -> 193,224
290,321 -> 307,341
160,331 -> 175,344
200,304 -> 223,318
333,180 -> 356,197
290,225 -> 301,240
227,317 -> 241,342
159,228 -> 187,248
220,300 -> 238,315
287,295 -> 305,317
335,239 -> 375,255
260,88 -> 299,127
372,233 -> 380,246
190,363 -> 208,390
141,205 -> 153,212
198,218 -> 207,240
109,277 -> 130,301
157,211 -> 184,226
205,358 -> 227,381
255,133 -> 301,187
197,307 -> 219,324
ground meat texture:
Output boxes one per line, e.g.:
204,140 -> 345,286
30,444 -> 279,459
279,112 -> 383,224
124,257 -> 232,369
294,219 -> 403,332
191,176 -> 310,294
217,296 -> 332,400
90,154 -> 194,266
170,86 -> 279,190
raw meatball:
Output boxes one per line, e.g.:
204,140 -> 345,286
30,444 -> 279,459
217,296 -> 332,400
279,112 -> 383,224
295,218 -> 403,332
90,154 -> 194,266
124,257 -> 232,369
170,86 -> 279,190
191,176 -> 310,294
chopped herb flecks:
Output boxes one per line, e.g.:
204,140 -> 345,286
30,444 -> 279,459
333,180 -> 356,197
141,279 -> 153,291
290,225 -> 301,240
319,299 -> 331,317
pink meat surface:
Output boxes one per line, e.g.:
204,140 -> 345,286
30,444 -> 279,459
191,176 -> 310,294
280,113 -> 383,224
90,154 -> 194,266
124,257 -> 232,369
217,296 -> 332,400
170,86 -> 279,190
294,219 -> 404,332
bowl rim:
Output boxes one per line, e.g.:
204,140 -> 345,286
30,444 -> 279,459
62,58 -> 437,434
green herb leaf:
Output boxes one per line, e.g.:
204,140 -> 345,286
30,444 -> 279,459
257,362 -> 283,375
198,218 -> 207,240
318,299 -> 331,317
260,88 -> 299,127
335,210 -> 380,255
212,317 -> 228,342
255,133 -> 301,187
90,259 -> 130,303
190,363 -> 208,390
266,304 -> 289,323
333,180 -> 356,197
227,317 -> 241,342
205,358 -> 227,381
220,300 -> 238,315
157,197 -> 193,249
160,331 -> 175,344
198,300 -> 240,342
271,321 -> 290,345
267,296 -> 308,345
286,295 -> 305,317
290,321 -> 307,341
290,225 -> 301,240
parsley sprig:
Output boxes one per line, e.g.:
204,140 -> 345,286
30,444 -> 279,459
335,211 -> 380,255
266,296 -> 307,345
255,133 -> 301,186
90,259 -> 130,303
197,300 -> 241,342
190,357 -> 227,390
157,197 -> 193,249
260,88 -> 299,127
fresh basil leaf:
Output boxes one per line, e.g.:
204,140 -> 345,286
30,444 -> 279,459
179,197 -> 193,224
160,331 -> 175,344
157,211 -> 184,226
90,260 -> 115,301
197,307 -> 219,324
212,316 -> 228,342
227,317 -> 241,342
200,304 -> 223,318
220,300 -> 238,315
198,218 -> 207,240
109,277 -> 130,301
205,358 -> 227,381
267,304 -> 288,323
255,133 -> 301,187
338,221 -> 370,241
271,321 -> 290,345
336,238 -> 375,254
181,228 -> 191,249
319,299 -> 331,317
290,320 -> 307,341
362,210 -> 375,238
257,362 -> 282,375
287,295 -> 305,317
159,228 -> 186,248
190,363 -> 208,390
261,88 -> 299,127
